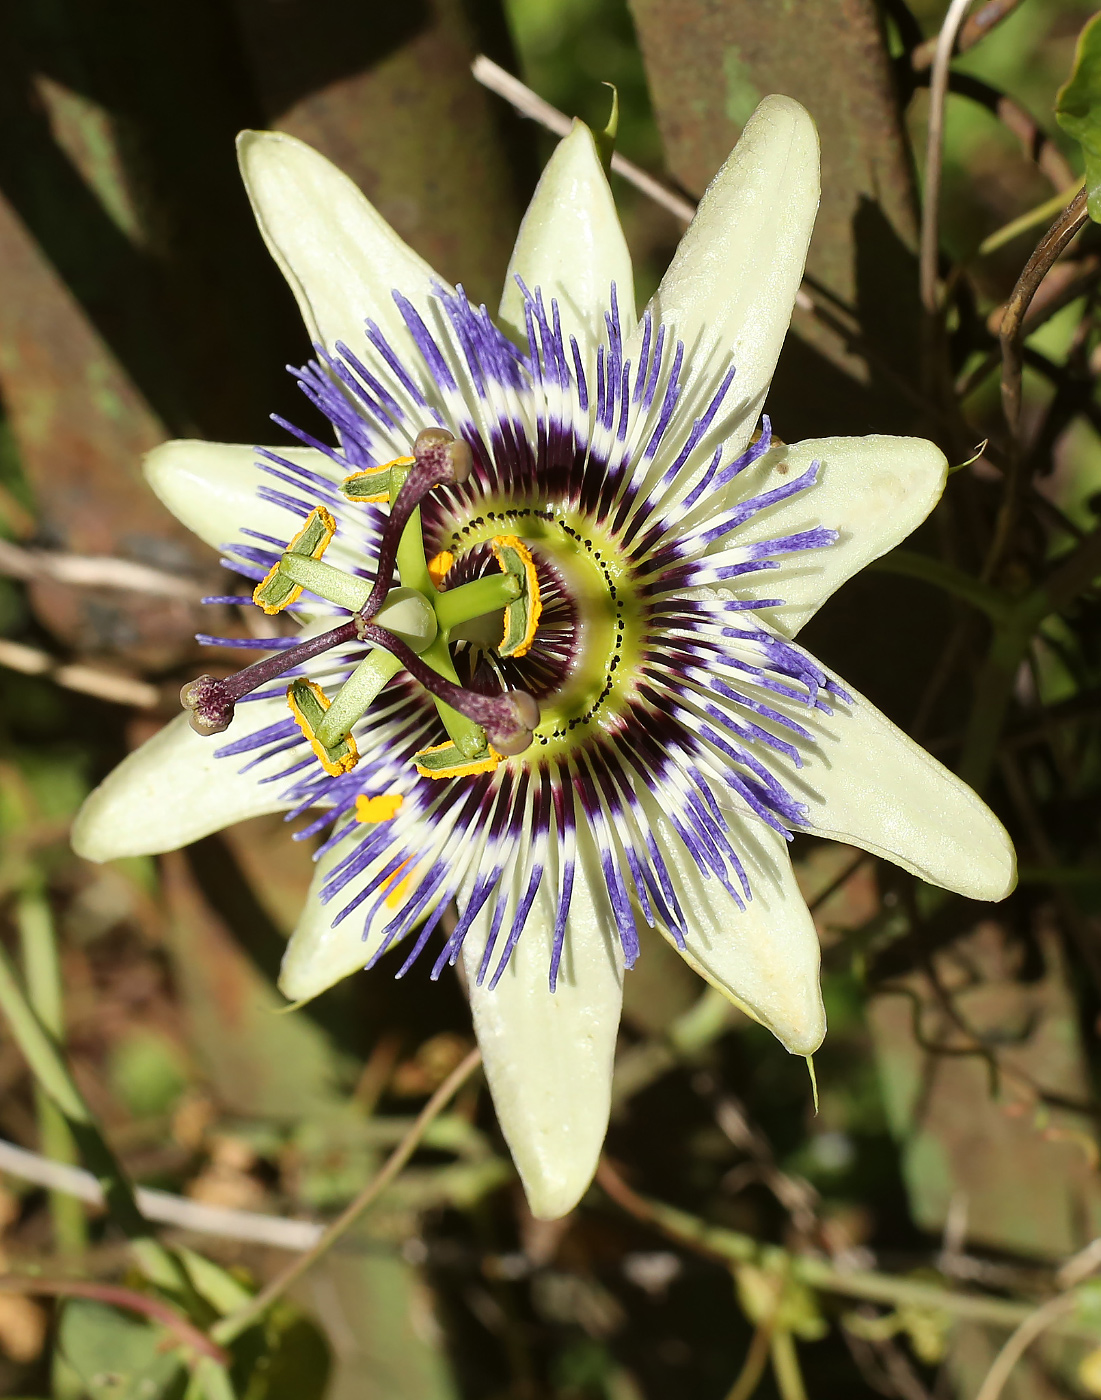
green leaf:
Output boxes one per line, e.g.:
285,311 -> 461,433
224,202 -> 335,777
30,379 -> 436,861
1056,12 -> 1101,222
56,1300 -> 187,1400
242,1307 -> 331,1400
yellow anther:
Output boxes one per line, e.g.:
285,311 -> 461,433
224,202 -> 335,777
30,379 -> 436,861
287,678 -> 359,776
355,793 -> 404,824
342,455 -> 416,503
253,506 -> 337,615
427,550 -> 454,586
490,535 -> 542,658
413,741 -> 502,780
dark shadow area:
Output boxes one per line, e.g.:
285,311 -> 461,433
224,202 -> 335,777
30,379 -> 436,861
0,0 -> 307,442
229,0 -> 431,121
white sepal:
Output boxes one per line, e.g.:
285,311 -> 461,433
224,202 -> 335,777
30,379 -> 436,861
630,95 -> 819,468
144,440 -> 339,553
646,800 -> 825,1055
464,831 -> 624,1220
499,120 -> 635,356
72,700 -> 294,862
237,130 -> 449,366
729,434 -> 949,638
778,668 -> 1016,901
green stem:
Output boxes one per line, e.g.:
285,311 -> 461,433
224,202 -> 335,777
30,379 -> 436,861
16,884 -> 86,1256
278,555 -> 371,612
598,1167 -> 1100,1340
0,943 -> 188,1293
315,650 -> 401,747
724,1320 -> 774,1400
769,1332 -> 808,1400
951,523 -> 1101,794
977,177 -> 1084,257
957,622 -> 1030,793
434,573 -> 521,630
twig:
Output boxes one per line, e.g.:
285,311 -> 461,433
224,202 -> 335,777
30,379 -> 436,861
1058,1236 -> 1101,1290
210,1046 -> 482,1345
973,1291 -> 1080,1400
0,538 -> 203,601
999,187 -> 1090,439
0,1136 -> 323,1252
911,0 -> 1023,69
0,639 -> 160,709
987,255 -> 1100,338
0,1275 -> 228,1365
472,56 -> 697,223
920,0 -> 977,313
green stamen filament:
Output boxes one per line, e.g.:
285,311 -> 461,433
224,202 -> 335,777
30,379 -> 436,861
316,650 -> 402,748
434,573 -> 521,630
278,554 -> 372,612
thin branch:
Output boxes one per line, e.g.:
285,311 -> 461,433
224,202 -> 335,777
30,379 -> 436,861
0,1136 -> 323,1252
921,0 -> 977,313
0,639 -> 160,709
0,538 -> 203,601
473,56 -> 696,223
0,1275 -> 228,1366
911,0 -> 1024,69
977,187 -> 1092,585
973,1291 -> 1079,1400
987,255 -> 1100,338
210,1046 -> 482,1346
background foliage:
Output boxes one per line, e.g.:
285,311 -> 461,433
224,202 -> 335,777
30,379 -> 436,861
1,0 -> 1101,1396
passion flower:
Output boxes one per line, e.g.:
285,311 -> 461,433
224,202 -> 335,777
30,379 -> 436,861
73,96 -> 1015,1218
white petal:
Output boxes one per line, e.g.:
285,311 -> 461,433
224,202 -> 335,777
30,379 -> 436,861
237,130 -> 449,362
629,95 -> 819,459
730,435 -> 948,638
279,830 -> 380,1001
144,440 -> 339,552
647,804 -> 824,1055
499,120 -> 635,355
72,701 -> 294,862
779,669 -> 1016,901
464,837 -> 624,1220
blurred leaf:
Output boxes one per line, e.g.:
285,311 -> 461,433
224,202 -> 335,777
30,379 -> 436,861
305,1250 -> 458,1400
56,1300 -> 187,1400
1056,12 -> 1101,221
108,1030 -> 188,1118
236,1304 -> 331,1400
175,1248 -> 253,1318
